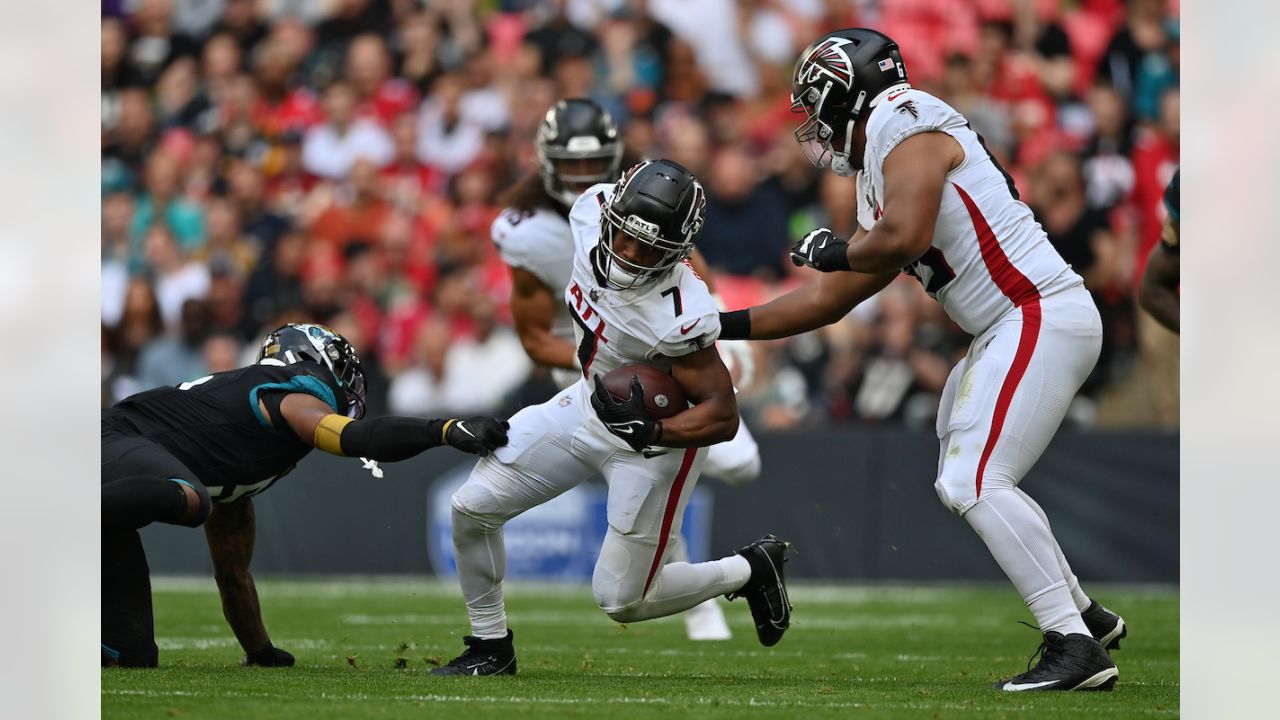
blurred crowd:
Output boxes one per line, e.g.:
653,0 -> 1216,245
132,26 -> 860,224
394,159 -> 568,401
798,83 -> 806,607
102,0 -> 1180,430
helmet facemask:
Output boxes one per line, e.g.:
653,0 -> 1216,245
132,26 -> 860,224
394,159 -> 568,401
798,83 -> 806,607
538,127 -> 623,207
595,202 -> 692,290
791,81 -> 866,178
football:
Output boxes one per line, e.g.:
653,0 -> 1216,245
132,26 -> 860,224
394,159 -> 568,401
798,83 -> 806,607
601,364 -> 688,420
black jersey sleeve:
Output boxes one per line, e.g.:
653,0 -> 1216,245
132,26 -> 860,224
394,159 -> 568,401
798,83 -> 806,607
248,363 -> 348,434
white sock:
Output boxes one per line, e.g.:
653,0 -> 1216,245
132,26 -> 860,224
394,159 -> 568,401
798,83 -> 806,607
963,490 -> 1089,636
451,506 -> 509,639
630,555 -> 752,620
1015,488 -> 1091,613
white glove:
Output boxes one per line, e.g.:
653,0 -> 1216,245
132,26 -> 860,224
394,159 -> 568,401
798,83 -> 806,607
717,338 -> 755,390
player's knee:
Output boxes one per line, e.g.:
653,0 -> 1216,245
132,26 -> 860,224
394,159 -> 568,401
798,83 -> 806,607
450,481 -> 509,535
593,586 -> 646,623
172,479 -> 210,528
933,470 -> 977,516
591,570 -> 647,623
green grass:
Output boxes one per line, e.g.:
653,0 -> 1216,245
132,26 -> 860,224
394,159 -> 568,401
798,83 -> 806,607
102,578 -> 1178,719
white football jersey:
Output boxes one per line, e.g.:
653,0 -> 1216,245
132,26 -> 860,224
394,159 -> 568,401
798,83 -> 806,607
564,183 -> 721,381
491,206 -> 576,344
856,86 -> 1082,336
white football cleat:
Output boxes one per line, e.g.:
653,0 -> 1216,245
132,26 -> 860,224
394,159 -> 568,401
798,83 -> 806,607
684,598 -> 732,641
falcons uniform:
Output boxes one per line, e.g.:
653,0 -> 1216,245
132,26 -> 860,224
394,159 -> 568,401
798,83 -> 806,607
492,198 -> 760,483
452,183 -> 752,637
858,86 -> 1103,535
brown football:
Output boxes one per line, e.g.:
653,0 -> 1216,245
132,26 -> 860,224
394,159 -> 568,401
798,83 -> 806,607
602,364 -> 689,420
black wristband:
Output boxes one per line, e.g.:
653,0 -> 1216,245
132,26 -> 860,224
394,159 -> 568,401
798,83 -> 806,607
718,309 -> 751,340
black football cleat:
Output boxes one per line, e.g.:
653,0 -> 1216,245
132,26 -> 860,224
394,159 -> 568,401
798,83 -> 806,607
994,631 -> 1118,692
429,630 -> 517,676
1082,600 -> 1127,650
726,534 -> 794,647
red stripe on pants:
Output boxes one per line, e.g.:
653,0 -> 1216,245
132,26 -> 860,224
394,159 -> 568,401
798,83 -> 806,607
974,301 -> 1042,498
953,183 -> 1043,499
641,448 -> 699,597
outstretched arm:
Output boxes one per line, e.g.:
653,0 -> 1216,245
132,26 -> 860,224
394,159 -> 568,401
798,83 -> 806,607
273,393 -> 509,460
204,498 -> 293,666
720,225 -> 897,341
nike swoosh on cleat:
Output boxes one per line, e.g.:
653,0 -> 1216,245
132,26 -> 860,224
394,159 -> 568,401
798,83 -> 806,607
1002,680 -> 1060,691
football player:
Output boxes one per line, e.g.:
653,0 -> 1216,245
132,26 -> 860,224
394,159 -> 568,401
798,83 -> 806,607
492,98 -> 764,640
101,323 -> 509,668
1138,169 -> 1179,333
431,160 -> 793,676
717,29 -> 1127,691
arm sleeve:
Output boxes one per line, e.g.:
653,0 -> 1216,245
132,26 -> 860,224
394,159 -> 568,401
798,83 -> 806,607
338,415 -> 450,462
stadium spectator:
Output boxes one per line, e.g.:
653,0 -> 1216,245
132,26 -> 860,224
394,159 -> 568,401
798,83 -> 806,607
700,144 -> 790,280
136,298 -> 212,391
302,81 -> 394,180
143,224 -> 212,331
306,158 -> 393,251
346,33 -> 420,125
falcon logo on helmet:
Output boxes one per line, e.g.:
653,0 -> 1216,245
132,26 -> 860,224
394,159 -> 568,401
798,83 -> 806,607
796,37 -> 854,88
791,28 -> 910,177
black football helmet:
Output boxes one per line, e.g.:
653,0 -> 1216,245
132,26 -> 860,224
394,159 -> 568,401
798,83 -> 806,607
791,28 -> 909,176
537,98 -> 624,206
595,159 -> 706,290
257,323 -> 367,419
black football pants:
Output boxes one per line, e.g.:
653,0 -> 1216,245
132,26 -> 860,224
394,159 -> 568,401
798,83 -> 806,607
102,425 -> 210,667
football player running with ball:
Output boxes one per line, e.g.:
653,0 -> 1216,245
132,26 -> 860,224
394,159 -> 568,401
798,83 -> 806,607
432,160 -> 793,676
492,98 -> 764,640
101,324 -> 509,667
716,29 -> 1126,691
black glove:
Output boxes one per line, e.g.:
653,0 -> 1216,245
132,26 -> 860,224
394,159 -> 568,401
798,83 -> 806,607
590,375 -> 659,452
790,227 -> 852,272
242,644 -> 295,667
445,417 -> 510,457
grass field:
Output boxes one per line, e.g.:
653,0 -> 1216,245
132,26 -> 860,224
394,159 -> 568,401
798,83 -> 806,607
102,577 -> 1178,719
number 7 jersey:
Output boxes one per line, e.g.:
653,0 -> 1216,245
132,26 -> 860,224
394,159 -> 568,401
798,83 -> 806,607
564,183 -> 721,379
856,87 -> 1082,336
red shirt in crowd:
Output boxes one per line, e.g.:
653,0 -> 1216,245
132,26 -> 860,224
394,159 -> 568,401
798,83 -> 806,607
1128,127 -> 1178,286
356,79 -> 421,127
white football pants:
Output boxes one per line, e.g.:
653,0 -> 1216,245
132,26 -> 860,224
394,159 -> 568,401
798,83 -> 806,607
449,380 -> 751,638
934,285 -> 1102,635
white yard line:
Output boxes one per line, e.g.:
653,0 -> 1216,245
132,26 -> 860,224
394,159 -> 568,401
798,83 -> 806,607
102,687 -> 1176,713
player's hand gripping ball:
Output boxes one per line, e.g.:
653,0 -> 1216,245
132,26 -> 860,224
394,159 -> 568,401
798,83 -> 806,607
592,366 -> 687,451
